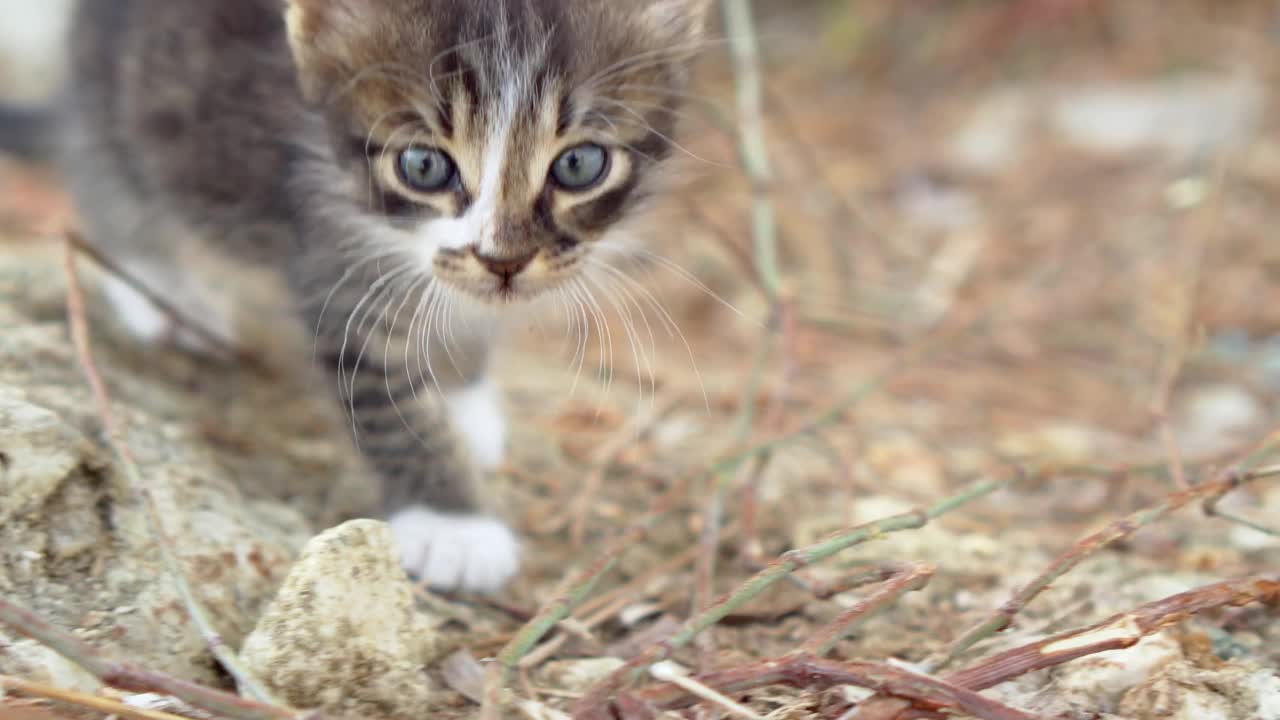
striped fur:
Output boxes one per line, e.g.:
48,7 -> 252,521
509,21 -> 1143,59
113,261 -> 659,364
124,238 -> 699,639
61,0 -> 711,591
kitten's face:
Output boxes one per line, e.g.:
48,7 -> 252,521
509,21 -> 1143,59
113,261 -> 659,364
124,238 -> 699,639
287,0 -> 709,305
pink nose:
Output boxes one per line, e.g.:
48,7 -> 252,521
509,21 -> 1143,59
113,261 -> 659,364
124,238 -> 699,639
474,250 -> 537,280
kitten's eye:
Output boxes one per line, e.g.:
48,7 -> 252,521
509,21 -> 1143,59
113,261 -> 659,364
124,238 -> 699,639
551,144 -> 609,191
397,146 -> 457,192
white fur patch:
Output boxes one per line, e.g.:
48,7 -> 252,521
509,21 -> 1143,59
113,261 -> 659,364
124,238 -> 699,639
388,506 -> 520,593
414,80 -> 518,268
99,263 -> 237,356
102,273 -> 170,344
445,380 -> 507,470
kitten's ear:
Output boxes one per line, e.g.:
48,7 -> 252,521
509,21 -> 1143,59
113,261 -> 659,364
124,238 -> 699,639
642,0 -> 715,46
283,0 -> 376,102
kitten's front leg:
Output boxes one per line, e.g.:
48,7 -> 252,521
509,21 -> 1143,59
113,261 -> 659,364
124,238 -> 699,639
294,269 -> 520,593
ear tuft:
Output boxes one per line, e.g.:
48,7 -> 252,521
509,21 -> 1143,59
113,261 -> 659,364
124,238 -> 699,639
283,0 -> 373,102
642,0 -> 715,45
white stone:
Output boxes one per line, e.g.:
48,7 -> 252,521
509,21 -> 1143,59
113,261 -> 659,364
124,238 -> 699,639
241,520 -> 436,719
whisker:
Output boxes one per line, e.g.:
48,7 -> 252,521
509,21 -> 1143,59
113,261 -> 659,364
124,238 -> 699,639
585,272 -> 653,406
382,279 -> 433,450
597,242 -> 756,326
403,279 -> 436,400
437,285 -> 464,379
575,277 -> 615,410
312,251 -> 397,362
589,257 -> 710,412
346,270 -> 412,434
330,63 -> 430,105
588,97 -> 731,168
580,36 -> 731,90
587,262 -> 660,400
417,283 -> 447,397
338,266 -> 410,405
566,282 -> 591,398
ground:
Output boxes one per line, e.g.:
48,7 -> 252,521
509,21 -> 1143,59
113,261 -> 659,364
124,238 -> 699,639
1,2 -> 1278,719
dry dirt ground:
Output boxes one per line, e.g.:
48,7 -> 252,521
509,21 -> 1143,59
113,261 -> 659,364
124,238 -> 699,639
2,2 -> 1279,719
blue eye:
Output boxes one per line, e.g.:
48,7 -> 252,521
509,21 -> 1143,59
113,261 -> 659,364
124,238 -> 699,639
551,144 -> 609,190
397,146 -> 457,192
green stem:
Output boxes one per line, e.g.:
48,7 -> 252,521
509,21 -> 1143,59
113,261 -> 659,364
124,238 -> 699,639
722,0 -> 783,299
576,475 -> 1019,713
932,430 -> 1280,671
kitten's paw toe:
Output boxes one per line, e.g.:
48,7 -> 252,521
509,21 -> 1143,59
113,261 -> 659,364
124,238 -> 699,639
388,506 -> 520,593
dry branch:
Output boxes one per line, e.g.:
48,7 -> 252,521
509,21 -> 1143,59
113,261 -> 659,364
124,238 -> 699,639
854,575 -> 1280,720
721,0 -> 782,299
626,655 -> 1041,720
65,229 -> 265,371
479,470 -> 699,718
1,675 -> 193,720
932,429 -> 1280,671
945,574 -> 1280,692
59,235 -> 293,714
564,397 -> 679,545
0,599 -> 303,720
800,563 -> 934,656
572,473 -> 1024,716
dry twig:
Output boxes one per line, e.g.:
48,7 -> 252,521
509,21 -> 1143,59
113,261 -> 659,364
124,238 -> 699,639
563,397 -> 680,545
945,574 -> 1280,692
0,599 -> 304,720
931,429 -> 1280,671
64,229 -> 266,371
479,470 -> 698,718
799,563 -> 935,656
854,575 -> 1280,720
0,675 -> 191,720
627,655 -> 1040,720
722,0 -> 782,300
59,235 -> 289,712
573,473 -> 1024,716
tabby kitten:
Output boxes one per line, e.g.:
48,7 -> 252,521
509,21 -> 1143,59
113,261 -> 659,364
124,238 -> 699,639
63,0 -> 710,592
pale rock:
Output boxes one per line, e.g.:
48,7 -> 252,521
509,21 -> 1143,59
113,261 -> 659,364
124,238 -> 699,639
1251,671 -> 1280,720
996,423 -> 1100,463
951,75 -> 1266,171
848,495 -> 915,525
894,175 -> 981,231
1176,384 -> 1264,455
241,520 -> 436,719
948,89 -> 1034,174
1046,632 -> 1183,714
650,412 -> 703,453
1119,661 -> 1280,720
865,432 -> 946,498
1050,74 -> 1264,157
0,248 -> 373,686
2,640 -> 101,693
1227,485 -> 1280,552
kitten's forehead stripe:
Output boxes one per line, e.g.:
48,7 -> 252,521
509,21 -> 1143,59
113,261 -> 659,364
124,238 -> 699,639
321,0 -> 700,261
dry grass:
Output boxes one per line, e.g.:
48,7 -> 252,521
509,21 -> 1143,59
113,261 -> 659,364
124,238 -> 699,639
3,1 -> 1280,719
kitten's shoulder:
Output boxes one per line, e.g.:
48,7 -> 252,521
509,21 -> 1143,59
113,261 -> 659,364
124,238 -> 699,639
68,0 -> 301,221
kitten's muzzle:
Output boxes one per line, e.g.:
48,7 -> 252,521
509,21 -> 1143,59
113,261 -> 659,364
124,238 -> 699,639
473,248 -> 538,282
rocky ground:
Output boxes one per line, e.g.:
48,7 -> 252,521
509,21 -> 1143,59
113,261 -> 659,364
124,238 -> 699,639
2,2 -> 1280,719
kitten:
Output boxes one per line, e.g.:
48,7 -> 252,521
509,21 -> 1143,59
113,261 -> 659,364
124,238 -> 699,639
61,0 -> 711,593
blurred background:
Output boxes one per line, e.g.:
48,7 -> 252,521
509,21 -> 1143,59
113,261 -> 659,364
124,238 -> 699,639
2,3 -> 1279,715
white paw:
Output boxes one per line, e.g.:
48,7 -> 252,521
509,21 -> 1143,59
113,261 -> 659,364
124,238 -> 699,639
445,380 -> 507,470
387,506 -> 520,593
